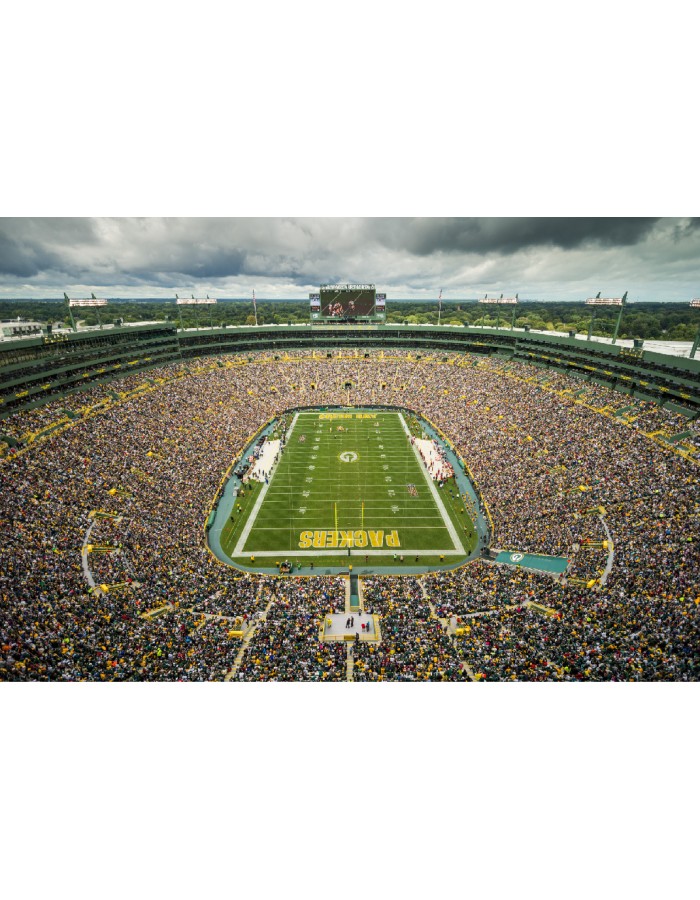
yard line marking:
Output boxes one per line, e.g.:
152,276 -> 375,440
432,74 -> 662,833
233,412 -> 299,555
397,411 -> 465,554
236,411 -> 467,559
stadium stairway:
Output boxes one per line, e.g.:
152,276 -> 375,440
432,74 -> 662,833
419,579 -> 478,682
224,596 -> 276,682
349,573 -> 361,611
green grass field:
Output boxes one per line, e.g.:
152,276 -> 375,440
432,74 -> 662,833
220,410 -> 476,569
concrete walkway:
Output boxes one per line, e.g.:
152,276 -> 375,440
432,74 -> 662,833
419,578 -> 440,621
81,520 -> 98,590
461,661 -> 477,681
224,596 -> 275,681
446,601 -> 534,624
420,577 -> 480,682
81,514 -> 141,595
141,603 -> 174,620
346,576 -> 364,682
183,608 -> 246,625
599,515 -> 615,586
419,577 -> 478,682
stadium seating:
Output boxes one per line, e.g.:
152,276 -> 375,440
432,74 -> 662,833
1,332 -> 698,681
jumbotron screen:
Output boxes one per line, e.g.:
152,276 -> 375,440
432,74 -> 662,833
319,285 -> 377,318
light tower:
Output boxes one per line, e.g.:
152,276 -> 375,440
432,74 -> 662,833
175,294 -> 217,330
64,292 -> 108,331
477,293 -> 518,330
585,292 -> 627,344
690,299 -> 700,359
64,293 -> 77,332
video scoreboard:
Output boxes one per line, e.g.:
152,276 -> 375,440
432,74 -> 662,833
310,284 -> 386,322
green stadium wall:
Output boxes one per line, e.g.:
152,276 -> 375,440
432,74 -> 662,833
1,323 -> 699,423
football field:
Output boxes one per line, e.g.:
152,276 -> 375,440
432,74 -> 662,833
220,410 -> 475,568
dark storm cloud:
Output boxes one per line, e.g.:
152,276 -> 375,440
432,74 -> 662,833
0,217 -> 668,282
672,218 -> 700,240
1,217 -> 699,301
163,254 -> 309,282
0,218 -> 99,277
152,249 -> 249,279
373,218 -> 662,256
0,233 -> 44,276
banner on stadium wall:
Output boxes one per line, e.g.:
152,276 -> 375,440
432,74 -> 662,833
494,551 -> 569,575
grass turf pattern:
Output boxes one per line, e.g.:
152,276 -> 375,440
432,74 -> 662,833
220,411 -> 475,568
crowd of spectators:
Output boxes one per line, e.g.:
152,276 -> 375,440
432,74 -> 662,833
234,578 -> 347,681
424,562 -> 566,618
1,349 -> 697,681
354,577 -> 467,681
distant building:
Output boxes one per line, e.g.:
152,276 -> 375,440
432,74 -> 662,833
0,319 -> 44,340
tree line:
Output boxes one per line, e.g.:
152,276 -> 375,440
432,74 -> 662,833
1,298 -> 699,341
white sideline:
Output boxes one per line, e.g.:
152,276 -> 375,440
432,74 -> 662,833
397,412 -> 465,554
233,413 -> 299,555
233,548 -> 466,558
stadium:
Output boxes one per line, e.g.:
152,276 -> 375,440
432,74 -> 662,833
1,291 -> 698,682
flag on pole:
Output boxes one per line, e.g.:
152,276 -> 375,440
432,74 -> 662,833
253,289 -> 258,325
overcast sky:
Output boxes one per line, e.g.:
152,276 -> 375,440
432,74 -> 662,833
0,217 -> 698,301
